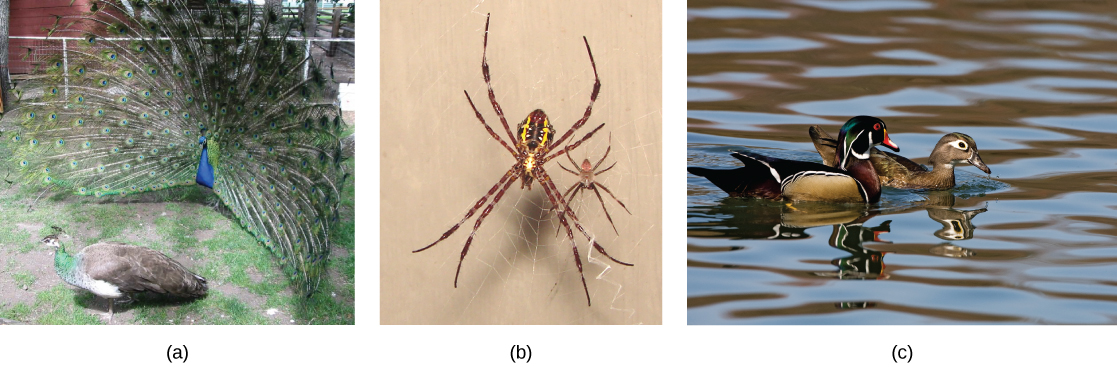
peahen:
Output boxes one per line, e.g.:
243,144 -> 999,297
42,234 -> 208,323
4,1 -> 346,296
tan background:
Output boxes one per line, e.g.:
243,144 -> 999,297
380,0 -> 661,324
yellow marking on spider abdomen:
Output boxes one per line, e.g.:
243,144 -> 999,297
520,120 -> 529,143
519,115 -> 551,150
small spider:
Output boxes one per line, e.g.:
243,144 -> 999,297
558,133 -> 631,235
413,14 -> 632,306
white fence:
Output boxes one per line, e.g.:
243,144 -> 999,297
8,35 -> 355,96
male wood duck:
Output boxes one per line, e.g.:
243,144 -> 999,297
688,116 -> 899,203
809,126 -> 990,190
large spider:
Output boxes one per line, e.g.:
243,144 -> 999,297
413,14 -> 633,306
558,133 -> 631,236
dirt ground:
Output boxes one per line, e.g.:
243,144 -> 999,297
0,98 -> 356,325
0,185 -> 355,325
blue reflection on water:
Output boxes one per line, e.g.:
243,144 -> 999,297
792,0 -> 932,12
688,37 -> 825,54
688,7 -> 792,20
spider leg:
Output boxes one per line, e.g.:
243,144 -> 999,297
540,169 -> 634,267
590,240 -> 633,266
465,91 -> 516,156
480,13 -> 518,146
592,134 -> 614,172
453,170 -> 520,288
414,166 -> 519,253
548,162 -> 579,218
557,161 -> 579,176
564,143 -> 581,169
551,182 -> 585,238
550,36 -> 601,150
561,181 -> 583,207
595,181 -> 632,215
545,122 -> 604,162
590,186 -> 621,236
550,172 -> 582,212
536,168 -> 591,306
595,161 -> 618,176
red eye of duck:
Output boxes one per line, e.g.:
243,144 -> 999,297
873,123 -> 881,130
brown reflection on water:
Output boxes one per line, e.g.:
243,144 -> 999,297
688,1 -> 1117,324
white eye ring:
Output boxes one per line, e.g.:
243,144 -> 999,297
949,140 -> 969,150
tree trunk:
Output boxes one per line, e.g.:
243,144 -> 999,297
0,0 -> 10,112
302,0 -> 317,37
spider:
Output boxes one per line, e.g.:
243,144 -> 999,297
413,13 -> 633,307
557,133 -> 631,236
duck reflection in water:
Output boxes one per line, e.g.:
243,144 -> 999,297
687,190 -> 988,277
688,198 -> 874,241
922,190 -> 984,257
688,198 -> 892,281
810,218 -> 892,281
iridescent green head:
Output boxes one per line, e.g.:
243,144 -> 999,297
837,115 -> 899,170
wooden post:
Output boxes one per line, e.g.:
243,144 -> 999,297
328,8 -> 342,57
302,0 -> 317,38
0,0 -> 9,113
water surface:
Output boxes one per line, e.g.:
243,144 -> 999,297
687,0 -> 1117,324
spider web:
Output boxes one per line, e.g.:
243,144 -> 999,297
455,117 -> 655,323
435,77 -> 654,325
414,10 -> 661,324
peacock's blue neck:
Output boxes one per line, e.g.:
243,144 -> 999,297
196,136 -> 215,188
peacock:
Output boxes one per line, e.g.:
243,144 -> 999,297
42,234 -> 208,323
4,1 -> 347,296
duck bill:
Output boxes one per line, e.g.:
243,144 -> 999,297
968,151 -> 991,174
881,129 -> 900,152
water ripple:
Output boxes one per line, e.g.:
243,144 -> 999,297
688,7 -> 792,20
979,10 -> 1115,23
951,77 -> 1117,103
689,0 -> 1117,324
1021,114 -> 1117,134
792,0 -> 933,12
786,88 -> 967,116
803,50 -> 982,78
688,37 -> 826,54
688,72 -> 796,88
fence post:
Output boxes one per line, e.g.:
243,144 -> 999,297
304,39 -> 310,81
298,5 -> 304,30
328,9 -> 342,57
62,39 -> 69,99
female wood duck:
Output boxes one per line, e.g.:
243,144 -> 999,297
809,126 -> 990,189
688,116 -> 899,203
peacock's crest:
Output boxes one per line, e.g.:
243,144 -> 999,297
4,0 -> 347,296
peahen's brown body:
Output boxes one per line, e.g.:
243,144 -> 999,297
43,234 -> 207,322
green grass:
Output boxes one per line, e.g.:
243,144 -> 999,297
0,302 -> 32,321
11,271 -> 35,289
0,144 -> 356,325
33,286 -> 102,325
11,228 -> 39,254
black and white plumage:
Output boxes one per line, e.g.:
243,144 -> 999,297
43,234 -> 207,322
688,116 -> 900,203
